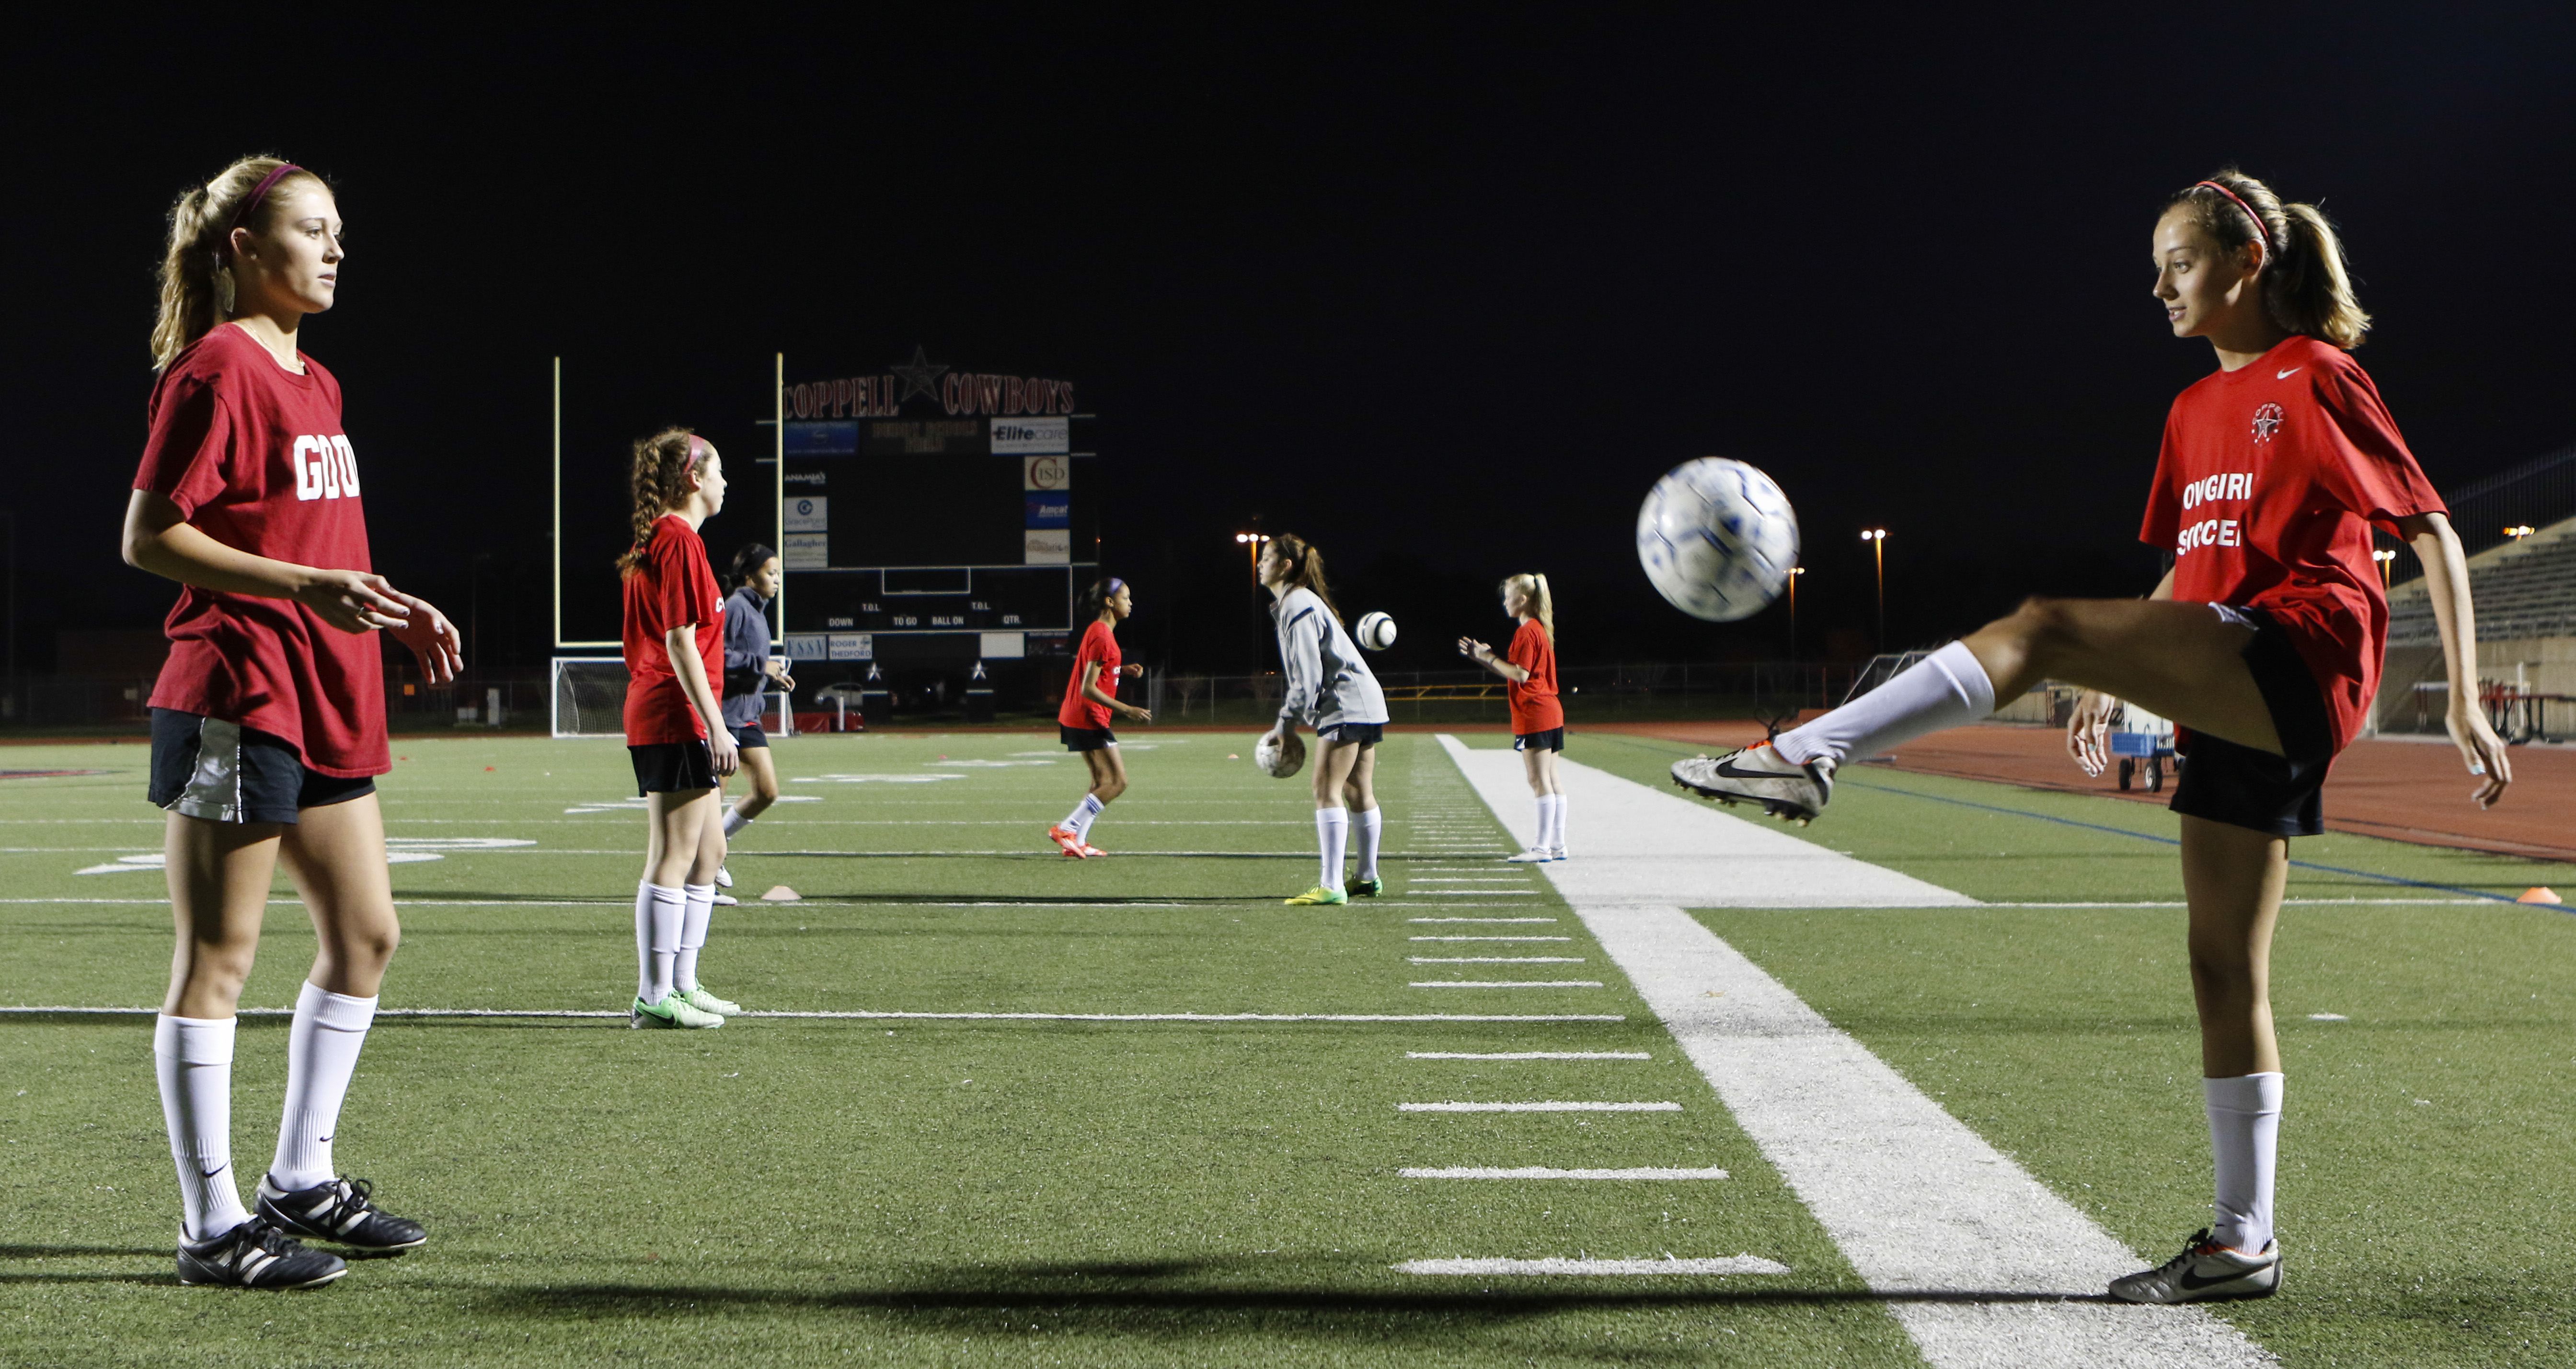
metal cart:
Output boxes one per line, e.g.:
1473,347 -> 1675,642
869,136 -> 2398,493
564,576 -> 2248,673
2110,703 -> 2178,793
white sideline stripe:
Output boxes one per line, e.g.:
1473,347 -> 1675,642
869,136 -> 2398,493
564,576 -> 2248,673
1409,917 -> 1556,923
1409,957 -> 1586,964
1398,1255 -> 1786,1277
1407,1051 -> 1650,1059
0,1005 -> 1624,1024
1410,936 -> 1571,942
1411,980 -> 1603,988
1400,1100 -> 1678,1112
1438,735 -> 1978,908
1400,1166 -> 1726,1180
1440,737 -> 2276,1367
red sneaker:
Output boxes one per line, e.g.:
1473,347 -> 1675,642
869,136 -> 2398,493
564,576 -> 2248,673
1046,824 -> 1086,856
1078,843 -> 1106,858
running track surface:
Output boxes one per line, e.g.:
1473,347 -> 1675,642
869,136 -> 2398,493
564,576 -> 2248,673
1587,720 -> 2576,864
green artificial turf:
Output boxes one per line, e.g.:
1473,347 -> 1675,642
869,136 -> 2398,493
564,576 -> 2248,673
0,733 -> 1918,1368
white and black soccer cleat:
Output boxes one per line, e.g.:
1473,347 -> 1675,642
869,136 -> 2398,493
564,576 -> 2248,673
1670,742 -> 1834,825
714,864 -> 733,889
256,1175 -> 428,1252
2107,1229 -> 2281,1304
176,1217 -> 348,1288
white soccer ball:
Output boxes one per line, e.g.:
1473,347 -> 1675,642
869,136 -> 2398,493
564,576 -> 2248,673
1253,729 -> 1307,780
1355,610 -> 1398,652
1635,457 -> 1801,622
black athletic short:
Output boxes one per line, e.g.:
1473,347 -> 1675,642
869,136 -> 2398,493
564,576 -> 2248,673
1060,725 -> 1118,751
630,740 -> 719,796
728,723 -> 769,750
1320,722 -> 1384,746
2169,607 -> 2337,838
148,709 -> 376,824
1514,727 -> 1566,753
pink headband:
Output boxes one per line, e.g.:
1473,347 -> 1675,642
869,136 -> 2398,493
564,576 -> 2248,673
687,434 -> 712,466
2195,180 -> 2271,251
231,163 -> 304,231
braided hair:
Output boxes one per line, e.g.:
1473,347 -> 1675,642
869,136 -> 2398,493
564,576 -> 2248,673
614,428 -> 707,576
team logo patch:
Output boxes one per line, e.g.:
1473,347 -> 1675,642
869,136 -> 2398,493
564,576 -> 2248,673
2251,403 -> 2284,443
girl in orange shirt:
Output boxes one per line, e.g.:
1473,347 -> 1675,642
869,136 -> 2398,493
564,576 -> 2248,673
1460,572 -> 1565,861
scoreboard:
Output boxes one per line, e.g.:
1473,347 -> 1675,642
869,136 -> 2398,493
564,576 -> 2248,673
772,349 -> 1094,675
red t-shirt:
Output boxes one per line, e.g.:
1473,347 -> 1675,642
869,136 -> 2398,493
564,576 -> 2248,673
621,515 -> 725,745
2139,336 -> 2444,753
133,325 -> 387,778
1506,618 -> 1564,734
1058,620 -> 1121,729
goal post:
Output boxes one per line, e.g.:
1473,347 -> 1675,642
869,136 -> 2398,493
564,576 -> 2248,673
551,657 -> 629,739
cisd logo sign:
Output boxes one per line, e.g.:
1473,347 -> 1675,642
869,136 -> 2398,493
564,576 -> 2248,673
1023,455 -> 1069,491
991,416 -> 1070,454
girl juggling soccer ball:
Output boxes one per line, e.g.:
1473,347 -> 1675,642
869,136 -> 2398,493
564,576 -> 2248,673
1049,577 -> 1150,858
714,542 -> 794,898
1460,572 -> 1566,863
1259,536 -> 1393,905
619,431 -> 746,1030
125,156 -> 462,1288
1673,169 -> 2509,1303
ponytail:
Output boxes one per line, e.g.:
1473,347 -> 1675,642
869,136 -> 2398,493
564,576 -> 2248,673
1502,572 -> 1555,643
1268,533 -> 1343,624
615,429 -> 707,576
728,542 -> 777,591
2166,168 -> 2371,349
152,156 -> 328,369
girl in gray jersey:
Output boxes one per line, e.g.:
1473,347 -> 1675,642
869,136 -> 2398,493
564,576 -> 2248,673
1256,534 -> 1391,905
714,543 -> 793,896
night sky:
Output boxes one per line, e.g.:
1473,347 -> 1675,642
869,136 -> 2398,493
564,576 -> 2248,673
11,10 -> 2573,681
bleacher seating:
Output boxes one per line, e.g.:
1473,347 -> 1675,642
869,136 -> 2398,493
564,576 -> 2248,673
2386,516 -> 2576,646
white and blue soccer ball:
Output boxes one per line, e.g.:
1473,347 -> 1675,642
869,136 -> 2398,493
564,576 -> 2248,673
1354,610 -> 1398,651
1635,457 -> 1800,622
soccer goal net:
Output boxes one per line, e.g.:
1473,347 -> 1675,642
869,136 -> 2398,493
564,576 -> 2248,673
551,657 -> 629,739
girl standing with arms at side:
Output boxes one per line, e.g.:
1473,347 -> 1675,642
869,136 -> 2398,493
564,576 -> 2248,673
1258,535 -> 1392,905
620,431 -> 743,1030
1049,577 -> 1150,858
125,156 -> 462,1288
1460,572 -> 1566,862
714,542 -> 793,897
1672,169 -> 2508,1302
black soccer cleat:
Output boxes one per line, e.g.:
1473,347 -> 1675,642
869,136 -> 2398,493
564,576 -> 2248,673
256,1175 -> 428,1251
2107,1228 -> 2282,1303
176,1217 -> 348,1288
1670,743 -> 1834,825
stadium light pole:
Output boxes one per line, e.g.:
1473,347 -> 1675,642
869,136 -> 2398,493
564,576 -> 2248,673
2505,524 -> 2536,541
1236,533 -> 1270,678
2372,548 -> 2396,587
1861,529 -> 1888,653
1785,565 -> 1805,663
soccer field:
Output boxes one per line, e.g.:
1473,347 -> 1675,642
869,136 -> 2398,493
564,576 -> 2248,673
1,729 -> 2569,1367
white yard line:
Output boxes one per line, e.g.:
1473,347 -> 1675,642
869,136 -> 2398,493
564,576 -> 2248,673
1398,1255 -> 1786,1277
1408,957 -> 1586,964
1409,935 -> 1573,942
1410,980 -> 1604,988
1409,917 -> 1556,923
1400,1166 -> 1726,1180
1407,1051 -> 1649,1060
1400,1100 -> 1679,1113
1438,735 -> 2275,1369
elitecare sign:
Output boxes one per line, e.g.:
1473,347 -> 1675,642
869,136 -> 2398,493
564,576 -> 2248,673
991,416 -> 1070,454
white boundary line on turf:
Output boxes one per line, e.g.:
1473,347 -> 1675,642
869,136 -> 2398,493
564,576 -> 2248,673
1399,1100 -> 1678,1112
1407,1051 -> 1649,1060
1438,735 -> 2277,1369
0,1005 -> 1625,1024
1398,1255 -> 1786,1277
1400,1166 -> 1726,1180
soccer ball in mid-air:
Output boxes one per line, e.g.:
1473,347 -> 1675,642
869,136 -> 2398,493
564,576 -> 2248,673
1635,457 -> 1800,622
1354,611 -> 1397,651
1254,729 -> 1307,779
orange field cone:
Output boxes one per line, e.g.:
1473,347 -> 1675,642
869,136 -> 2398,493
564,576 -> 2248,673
2516,887 -> 2562,905
761,885 -> 802,902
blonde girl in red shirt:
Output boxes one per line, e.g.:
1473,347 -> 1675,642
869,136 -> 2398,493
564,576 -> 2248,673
1672,168 -> 2508,1303
124,156 -> 462,1288
1459,572 -> 1566,862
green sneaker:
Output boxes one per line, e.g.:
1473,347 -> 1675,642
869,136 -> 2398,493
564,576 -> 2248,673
1285,886 -> 1349,906
1348,877 -> 1383,898
678,985 -> 741,1016
631,993 -> 723,1029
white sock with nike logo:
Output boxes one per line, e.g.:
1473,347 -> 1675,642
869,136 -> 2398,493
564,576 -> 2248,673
1314,806 -> 1349,892
2206,1072 -> 2284,1252
677,883 -> 716,992
269,981 -> 378,1191
1773,640 -> 1996,767
642,883 -> 685,1003
155,1013 -> 252,1242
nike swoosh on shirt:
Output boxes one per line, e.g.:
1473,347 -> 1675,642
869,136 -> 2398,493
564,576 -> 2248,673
2277,367 -> 2302,379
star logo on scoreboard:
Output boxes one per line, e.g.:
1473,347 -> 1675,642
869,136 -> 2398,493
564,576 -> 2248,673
2251,402 -> 2284,443
889,345 -> 949,404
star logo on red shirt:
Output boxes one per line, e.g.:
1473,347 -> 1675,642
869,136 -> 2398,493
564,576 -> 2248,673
2251,403 -> 2284,443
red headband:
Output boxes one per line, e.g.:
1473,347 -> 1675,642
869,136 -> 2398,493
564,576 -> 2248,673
2194,180 -> 2270,251
230,163 -> 304,231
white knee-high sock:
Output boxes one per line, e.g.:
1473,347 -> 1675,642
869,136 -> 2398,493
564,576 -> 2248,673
1774,640 -> 1997,767
1550,793 -> 1569,851
2206,1072 -> 2284,1252
1314,807 -> 1349,891
1354,807 -> 1382,881
721,806 -> 752,840
155,1014 -> 252,1242
677,883 -> 715,992
641,883 -> 685,1003
268,982 -> 377,1191
1063,793 -> 1105,840
1530,795 -> 1551,850
633,880 -> 656,1000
